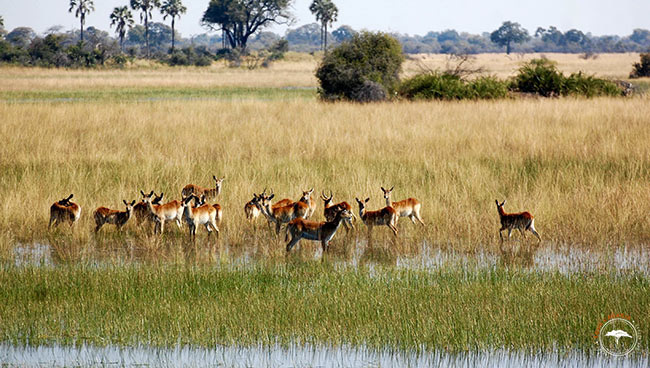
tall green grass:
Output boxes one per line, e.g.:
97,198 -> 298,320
1,263 -> 647,352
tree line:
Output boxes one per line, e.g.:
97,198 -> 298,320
1,0 -> 650,68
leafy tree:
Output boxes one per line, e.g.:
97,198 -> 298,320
490,21 -> 529,54
309,0 -> 338,53
201,0 -> 292,52
110,6 -> 134,52
6,27 -> 36,48
332,25 -> 355,43
316,31 -> 404,102
285,23 -> 321,50
68,0 -> 94,43
630,53 -> 650,78
629,29 -> 650,46
130,0 -> 161,57
535,26 -> 564,46
437,29 -> 460,43
160,0 -> 186,52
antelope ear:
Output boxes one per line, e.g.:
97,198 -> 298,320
365,197 -> 370,203
221,176 -> 226,181
502,200 -> 507,206
148,190 -> 154,196
213,175 -> 217,181
123,200 -> 128,206
268,194 -> 275,200
68,194 -> 74,200
495,199 -> 499,205
141,190 -> 145,196
381,187 -> 386,192
131,200 -> 136,206
389,186 -> 394,191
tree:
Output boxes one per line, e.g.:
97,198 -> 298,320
130,0 -> 161,58
309,0 -> 338,53
110,6 -> 134,52
490,21 -> 529,54
201,0 -> 292,52
68,0 -> 94,44
6,27 -> 36,48
332,25 -> 355,43
161,0 -> 186,52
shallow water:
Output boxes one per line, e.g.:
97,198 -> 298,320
12,241 -> 650,277
0,343 -> 646,368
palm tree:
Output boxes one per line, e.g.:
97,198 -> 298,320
110,6 -> 134,52
160,0 -> 186,52
309,0 -> 338,54
68,0 -> 95,44
130,0 -> 161,58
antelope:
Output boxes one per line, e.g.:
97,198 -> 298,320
244,193 -> 261,222
255,190 -> 309,235
48,194 -> 82,229
355,197 -> 398,237
133,192 -> 163,226
181,175 -> 225,201
93,200 -> 136,232
198,194 -> 223,225
180,194 -> 219,242
381,186 -> 425,225
285,209 -> 354,253
321,190 -> 355,232
495,200 -> 541,242
140,190 -> 183,234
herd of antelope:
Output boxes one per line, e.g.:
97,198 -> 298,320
48,175 -> 541,253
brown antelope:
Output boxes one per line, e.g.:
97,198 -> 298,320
93,200 -> 136,232
355,197 -> 399,237
48,194 -> 82,229
197,194 -> 223,225
181,175 -> 225,201
140,190 -> 183,234
285,209 -> 354,253
244,193 -> 261,222
381,186 -> 425,225
255,190 -> 310,235
321,190 -> 355,232
180,194 -> 219,242
133,192 -> 163,226
495,200 -> 541,242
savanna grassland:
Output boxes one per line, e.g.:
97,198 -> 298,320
0,54 -> 649,355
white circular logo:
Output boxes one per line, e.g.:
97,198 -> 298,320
598,317 -> 638,356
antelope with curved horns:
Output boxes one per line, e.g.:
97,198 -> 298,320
140,190 -> 183,234
495,199 -> 541,242
181,175 -> 225,201
381,186 -> 425,225
133,192 -> 163,226
355,197 -> 398,237
321,190 -> 355,232
285,209 -> 354,253
254,189 -> 309,235
180,194 -> 219,243
48,194 -> 82,230
93,200 -> 136,232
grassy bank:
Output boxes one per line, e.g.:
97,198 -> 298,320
0,97 -> 649,255
1,263 -> 647,352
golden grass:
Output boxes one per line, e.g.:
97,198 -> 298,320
1,95 -> 648,253
0,53 -> 641,94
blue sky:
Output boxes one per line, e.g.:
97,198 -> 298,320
1,0 -> 649,37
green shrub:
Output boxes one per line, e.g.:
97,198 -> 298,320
511,58 -> 622,97
316,32 -> 404,102
511,58 -> 565,97
630,53 -> 650,78
399,73 -> 508,100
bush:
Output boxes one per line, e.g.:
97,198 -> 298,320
167,46 -> 213,67
398,73 -> 508,100
511,58 -> 622,97
316,32 -> 404,102
511,58 -> 565,97
630,53 -> 650,78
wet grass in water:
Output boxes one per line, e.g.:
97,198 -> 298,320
0,262 -> 648,353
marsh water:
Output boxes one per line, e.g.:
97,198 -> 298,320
1,343 -> 646,368
6,241 -> 648,367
